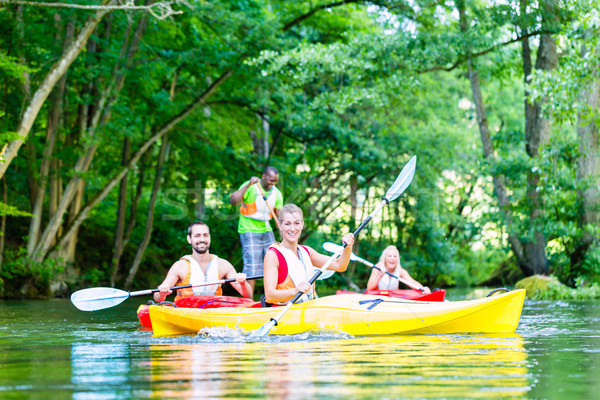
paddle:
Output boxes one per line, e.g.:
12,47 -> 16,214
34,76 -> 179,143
322,242 -> 424,293
251,155 -> 417,337
254,182 -> 281,231
71,276 -> 263,312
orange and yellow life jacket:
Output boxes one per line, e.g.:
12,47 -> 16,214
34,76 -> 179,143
240,185 -> 277,221
268,243 -> 316,304
175,255 -> 222,301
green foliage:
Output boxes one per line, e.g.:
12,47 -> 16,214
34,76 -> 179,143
528,3 -> 600,124
1,0 -> 598,298
0,202 -> 32,218
516,274 -> 600,300
0,51 -> 30,84
0,247 -> 64,298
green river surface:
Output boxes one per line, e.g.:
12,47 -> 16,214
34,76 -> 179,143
1,288 -> 599,399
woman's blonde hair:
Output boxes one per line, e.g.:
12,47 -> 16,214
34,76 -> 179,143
378,245 -> 400,266
277,203 -> 304,224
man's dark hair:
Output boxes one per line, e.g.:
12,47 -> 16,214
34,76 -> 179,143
187,221 -> 209,236
263,166 -> 278,176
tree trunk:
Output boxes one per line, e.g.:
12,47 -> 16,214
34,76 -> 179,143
522,0 -> 559,275
262,114 -> 270,159
125,137 -> 169,288
109,151 -> 149,286
32,9 -> 151,263
0,178 -> 7,268
124,154 -> 149,246
0,0 -> 118,180
48,158 -> 59,220
27,14 -> 74,255
110,137 -> 131,286
458,0 -> 527,271
15,5 -> 36,210
573,40 -> 600,265
60,180 -> 85,263
100,13 -> 150,276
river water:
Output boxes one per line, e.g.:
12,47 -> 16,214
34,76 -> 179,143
1,290 -> 599,399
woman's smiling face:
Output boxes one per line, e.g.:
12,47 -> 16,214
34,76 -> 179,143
384,250 -> 399,270
280,211 -> 304,242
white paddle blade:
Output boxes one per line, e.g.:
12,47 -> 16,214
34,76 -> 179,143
70,287 -> 130,311
384,156 -> 416,202
250,319 -> 277,338
322,241 -> 360,262
315,267 -> 336,280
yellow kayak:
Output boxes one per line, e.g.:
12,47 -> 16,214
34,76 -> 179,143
149,289 -> 526,337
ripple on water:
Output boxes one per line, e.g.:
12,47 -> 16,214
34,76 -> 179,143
142,326 -> 353,345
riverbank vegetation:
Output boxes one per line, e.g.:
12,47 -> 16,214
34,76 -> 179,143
0,0 -> 598,299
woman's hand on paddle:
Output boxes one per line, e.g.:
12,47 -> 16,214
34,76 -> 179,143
325,233 -> 355,273
422,286 -> 432,294
341,233 -> 354,247
373,263 -> 385,276
366,265 -> 385,291
296,281 -> 311,294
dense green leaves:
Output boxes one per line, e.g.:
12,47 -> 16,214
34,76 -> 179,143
0,0 -> 598,298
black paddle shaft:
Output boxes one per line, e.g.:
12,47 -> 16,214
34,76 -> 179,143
149,275 -> 263,293
148,281 -> 231,294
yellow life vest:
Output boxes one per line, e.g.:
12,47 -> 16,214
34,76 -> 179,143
175,255 -> 222,301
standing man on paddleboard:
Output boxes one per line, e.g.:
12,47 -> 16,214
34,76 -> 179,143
154,221 -> 252,302
229,166 -> 283,294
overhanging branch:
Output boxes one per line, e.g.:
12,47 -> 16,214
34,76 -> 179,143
0,0 -> 187,19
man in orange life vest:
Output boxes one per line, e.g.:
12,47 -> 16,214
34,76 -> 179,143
153,221 -> 252,302
229,166 -> 283,292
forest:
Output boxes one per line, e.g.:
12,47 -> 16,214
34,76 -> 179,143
0,0 -> 598,299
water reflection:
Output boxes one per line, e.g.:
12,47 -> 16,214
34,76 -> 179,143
144,334 -> 529,399
71,343 -> 133,399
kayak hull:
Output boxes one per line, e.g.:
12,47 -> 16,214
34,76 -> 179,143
149,289 -> 525,337
137,295 -> 259,329
336,289 -> 446,301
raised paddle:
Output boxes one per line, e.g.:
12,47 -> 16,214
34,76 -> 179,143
251,155 -> 417,337
322,242 -> 425,293
254,182 -> 280,231
71,276 -> 263,312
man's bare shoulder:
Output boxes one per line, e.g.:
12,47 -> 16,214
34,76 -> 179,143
170,258 -> 189,274
215,256 -> 237,278
216,256 -> 235,271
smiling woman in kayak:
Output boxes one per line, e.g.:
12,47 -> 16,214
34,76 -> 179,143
263,204 -> 355,305
366,245 -> 431,293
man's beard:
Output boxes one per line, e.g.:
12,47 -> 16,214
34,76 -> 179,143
193,243 -> 209,254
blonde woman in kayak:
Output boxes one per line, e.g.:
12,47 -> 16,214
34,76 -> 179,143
366,245 -> 431,293
263,204 -> 354,305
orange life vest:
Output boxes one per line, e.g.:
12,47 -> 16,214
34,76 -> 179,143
175,255 -> 222,301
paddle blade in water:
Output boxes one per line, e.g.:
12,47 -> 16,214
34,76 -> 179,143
250,319 -> 277,338
70,287 -> 130,311
384,156 -> 416,202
